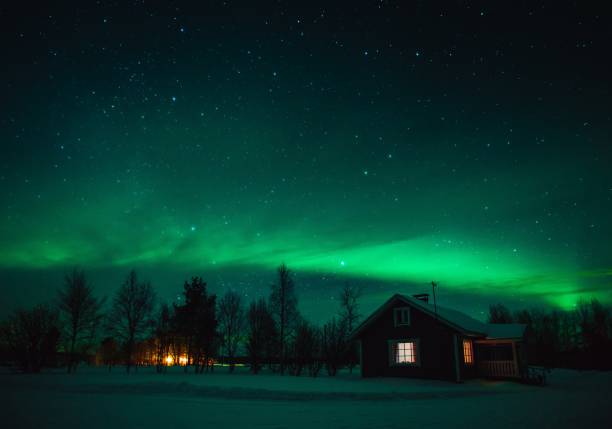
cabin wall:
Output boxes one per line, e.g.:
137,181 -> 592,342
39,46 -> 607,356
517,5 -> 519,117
359,300 -> 461,380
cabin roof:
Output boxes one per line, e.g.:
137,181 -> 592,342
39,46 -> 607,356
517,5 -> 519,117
351,293 -> 526,340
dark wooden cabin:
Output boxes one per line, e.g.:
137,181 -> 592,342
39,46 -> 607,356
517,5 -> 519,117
351,294 -> 527,382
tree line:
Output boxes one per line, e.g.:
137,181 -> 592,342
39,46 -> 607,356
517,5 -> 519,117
3,266 -> 609,374
487,299 -> 612,369
0,264 -> 363,375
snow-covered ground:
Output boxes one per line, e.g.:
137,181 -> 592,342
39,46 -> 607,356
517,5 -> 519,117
1,366 -> 610,428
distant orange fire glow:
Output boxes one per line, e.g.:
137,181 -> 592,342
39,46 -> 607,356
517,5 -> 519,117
164,355 -> 189,366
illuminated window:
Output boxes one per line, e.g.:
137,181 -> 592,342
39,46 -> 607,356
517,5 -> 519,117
463,339 -> 473,365
389,339 -> 419,366
393,307 -> 411,326
396,342 -> 416,363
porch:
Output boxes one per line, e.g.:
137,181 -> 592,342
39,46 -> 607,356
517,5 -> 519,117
475,339 -> 521,379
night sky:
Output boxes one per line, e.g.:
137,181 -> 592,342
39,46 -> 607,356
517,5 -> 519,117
1,1 -> 611,320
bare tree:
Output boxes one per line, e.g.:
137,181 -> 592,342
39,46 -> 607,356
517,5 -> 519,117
154,303 -> 173,373
487,303 -> 513,324
576,298 -> 611,368
322,317 -> 347,376
291,320 -> 322,377
218,290 -> 245,372
106,270 -> 156,373
339,282 -> 362,332
246,298 -> 276,374
269,263 -> 299,375
99,337 -> 118,371
0,305 -> 60,373
557,310 -> 579,352
339,282 -> 362,373
57,269 -> 105,372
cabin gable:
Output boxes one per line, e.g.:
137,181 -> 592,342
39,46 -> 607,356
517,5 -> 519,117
358,297 -> 462,379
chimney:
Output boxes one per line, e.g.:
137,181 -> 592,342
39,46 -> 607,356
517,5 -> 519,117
413,293 -> 429,303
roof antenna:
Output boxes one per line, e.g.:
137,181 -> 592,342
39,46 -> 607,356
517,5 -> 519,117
431,281 -> 438,319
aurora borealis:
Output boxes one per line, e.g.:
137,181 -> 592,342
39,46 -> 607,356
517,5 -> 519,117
1,2 -> 611,319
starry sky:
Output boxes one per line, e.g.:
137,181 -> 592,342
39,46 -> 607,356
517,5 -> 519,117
1,1 -> 611,320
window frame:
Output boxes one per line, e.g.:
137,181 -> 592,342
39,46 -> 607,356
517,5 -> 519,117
388,338 -> 421,367
463,339 -> 474,366
393,306 -> 411,327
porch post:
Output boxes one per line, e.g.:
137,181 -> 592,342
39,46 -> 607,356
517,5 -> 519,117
511,340 -> 519,377
453,334 -> 461,383
358,340 -> 363,377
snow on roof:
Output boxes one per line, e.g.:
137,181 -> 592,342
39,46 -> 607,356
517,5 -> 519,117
351,293 -> 526,340
407,297 -> 487,335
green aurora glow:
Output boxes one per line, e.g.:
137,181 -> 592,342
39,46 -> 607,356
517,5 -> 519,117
1,3 -> 611,317
1,189 -> 609,310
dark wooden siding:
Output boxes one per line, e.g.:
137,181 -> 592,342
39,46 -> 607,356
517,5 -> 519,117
359,298 -> 464,380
